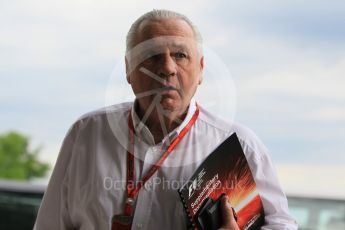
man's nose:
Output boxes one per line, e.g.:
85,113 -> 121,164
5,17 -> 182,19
157,54 -> 177,78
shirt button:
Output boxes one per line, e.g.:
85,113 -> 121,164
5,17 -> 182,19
136,223 -> 143,228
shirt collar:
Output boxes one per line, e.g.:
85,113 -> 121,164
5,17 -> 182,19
131,98 -> 197,146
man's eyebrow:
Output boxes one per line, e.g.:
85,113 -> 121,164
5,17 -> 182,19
169,43 -> 189,51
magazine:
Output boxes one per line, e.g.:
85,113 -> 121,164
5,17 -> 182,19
178,133 -> 264,230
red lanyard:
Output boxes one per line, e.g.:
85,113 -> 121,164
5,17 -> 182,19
124,104 -> 200,216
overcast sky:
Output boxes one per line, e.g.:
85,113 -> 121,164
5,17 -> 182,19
1,0 -> 344,197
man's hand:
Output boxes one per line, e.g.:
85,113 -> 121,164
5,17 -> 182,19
218,195 -> 240,230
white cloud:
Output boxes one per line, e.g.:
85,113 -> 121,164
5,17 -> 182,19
239,58 -> 345,101
277,164 -> 345,199
305,106 -> 345,122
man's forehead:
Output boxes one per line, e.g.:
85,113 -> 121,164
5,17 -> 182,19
136,18 -> 195,42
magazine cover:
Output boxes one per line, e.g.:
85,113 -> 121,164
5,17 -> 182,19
178,133 -> 264,230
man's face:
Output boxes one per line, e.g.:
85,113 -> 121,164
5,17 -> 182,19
126,19 -> 204,116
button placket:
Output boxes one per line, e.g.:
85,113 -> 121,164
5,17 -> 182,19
132,179 -> 154,230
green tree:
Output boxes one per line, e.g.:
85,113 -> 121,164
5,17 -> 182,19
0,131 -> 50,180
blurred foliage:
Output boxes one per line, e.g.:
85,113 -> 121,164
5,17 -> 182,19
0,131 -> 50,180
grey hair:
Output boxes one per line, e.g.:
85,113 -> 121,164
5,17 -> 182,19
126,9 -> 203,53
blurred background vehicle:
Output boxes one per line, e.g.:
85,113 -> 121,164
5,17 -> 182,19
289,195 -> 345,230
1,180 -> 344,230
0,180 -> 45,230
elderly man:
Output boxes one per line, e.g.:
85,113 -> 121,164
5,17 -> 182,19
35,9 -> 297,230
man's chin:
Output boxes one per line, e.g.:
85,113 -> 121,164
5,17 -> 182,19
159,98 -> 183,113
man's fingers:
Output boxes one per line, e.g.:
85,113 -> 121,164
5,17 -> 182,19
221,195 -> 235,226
219,195 -> 240,230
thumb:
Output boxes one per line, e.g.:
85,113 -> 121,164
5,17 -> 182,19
219,195 -> 240,230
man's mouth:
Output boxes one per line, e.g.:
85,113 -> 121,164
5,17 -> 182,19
159,86 -> 181,96
160,85 -> 178,91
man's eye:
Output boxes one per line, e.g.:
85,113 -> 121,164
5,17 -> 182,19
175,52 -> 187,59
144,53 -> 155,60
143,54 -> 159,63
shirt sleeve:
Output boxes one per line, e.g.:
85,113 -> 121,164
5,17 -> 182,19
34,121 -> 81,230
237,128 -> 298,230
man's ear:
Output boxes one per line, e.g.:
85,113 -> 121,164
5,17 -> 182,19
198,56 -> 204,85
125,57 -> 130,84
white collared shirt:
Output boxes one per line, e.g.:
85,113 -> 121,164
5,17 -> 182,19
35,101 -> 298,230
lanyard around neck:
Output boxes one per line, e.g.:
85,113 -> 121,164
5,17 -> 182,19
124,104 -> 200,216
